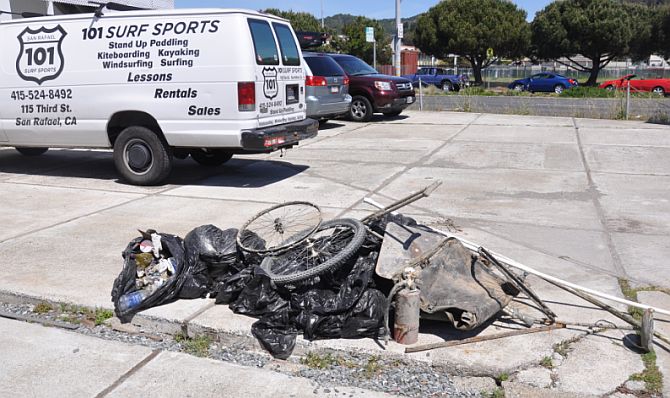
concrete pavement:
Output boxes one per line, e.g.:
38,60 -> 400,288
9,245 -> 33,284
0,317 -> 394,398
1,110 -> 670,396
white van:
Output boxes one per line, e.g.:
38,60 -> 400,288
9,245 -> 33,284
0,7 -> 317,185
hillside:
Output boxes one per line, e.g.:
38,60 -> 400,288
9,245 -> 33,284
324,13 -> 422,44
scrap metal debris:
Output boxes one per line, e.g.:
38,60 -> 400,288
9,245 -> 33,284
110,182 -> 670,358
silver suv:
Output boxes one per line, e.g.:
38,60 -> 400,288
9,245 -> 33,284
303,52 -> 352,125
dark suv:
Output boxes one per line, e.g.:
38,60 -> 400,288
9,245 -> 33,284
326,54 -> 415,122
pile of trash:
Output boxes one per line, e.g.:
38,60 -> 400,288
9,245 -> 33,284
113,183 -> 665,359
112,213 -> 525,359
113,216 -> 405,357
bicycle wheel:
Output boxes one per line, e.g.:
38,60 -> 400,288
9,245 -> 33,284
237,201 -> 322,254
260,218 -> 367,285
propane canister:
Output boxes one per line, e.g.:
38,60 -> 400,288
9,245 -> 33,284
394,288 -> 420,345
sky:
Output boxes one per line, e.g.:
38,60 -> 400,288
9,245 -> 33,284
174,1 -> 552,21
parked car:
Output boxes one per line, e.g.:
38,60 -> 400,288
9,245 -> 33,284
599,74 -> 670,96
508,73 -> 578,94
302,52 -> 352,124
402,67 -> 469,92
326,54 -> 415,122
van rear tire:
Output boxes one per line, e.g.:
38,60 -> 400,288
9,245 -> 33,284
190,149 -> 233,166
113,126 -> 173,186
15,147 -> 48,156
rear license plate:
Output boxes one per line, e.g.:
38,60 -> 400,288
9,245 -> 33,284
406,96 -> 414,104
330,86 -> 339,94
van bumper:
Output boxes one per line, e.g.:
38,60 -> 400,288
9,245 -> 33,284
241,118 -> 319,152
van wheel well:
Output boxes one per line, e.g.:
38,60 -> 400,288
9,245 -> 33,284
107,111 -> 164,146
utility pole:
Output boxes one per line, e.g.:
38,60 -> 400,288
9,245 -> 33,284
395,0 -> 401,76
321,0 -> 324,29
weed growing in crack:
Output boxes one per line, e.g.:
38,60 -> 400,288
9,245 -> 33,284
33,302 -> 53,314
630,351 -> 663,395
540,356 -> 554,369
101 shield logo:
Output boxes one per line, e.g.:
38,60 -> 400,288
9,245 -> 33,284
16,25 -> 67,85
262,67 -> 278,99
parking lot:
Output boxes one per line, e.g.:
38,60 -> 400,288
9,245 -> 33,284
2,109 -> 670,395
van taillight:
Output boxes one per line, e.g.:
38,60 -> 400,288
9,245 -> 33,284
306,76 -> 327,86
343,76 -> 350,86
238,82 -> 255,112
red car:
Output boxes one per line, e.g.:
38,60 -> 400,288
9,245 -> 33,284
599,74 -> 670,96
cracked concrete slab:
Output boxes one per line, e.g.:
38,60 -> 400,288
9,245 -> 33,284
579,128 -> 670,147
612,233 -> 670,287
502,381 -> 596,398
473,114 -> 574,127
455,125 -> 577,144
373,167 -> 601,230
165,165 -> 369,209
554,332 -> 644,396
341,123 -> 465,140
0,196 -> 272,308
592,173 -> 670,236
378,111 -> 480,125
299,160 -> 407,192
0,317 -> 152,398
583,145 -> 670,175
468,221 -> 617,276
425,141 -> 584,171
107,350 -> 396,398
575,118 -> 669,130
0,182 -> 142,242
513,367 -> 553,388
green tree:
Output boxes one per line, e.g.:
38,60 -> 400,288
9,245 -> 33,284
626,2 -> 655,61
336,17 -> 392,65
660,6 -> 670,57
531,0 -> 654,86
414,0 -> 530,85
262,8 -> 321,32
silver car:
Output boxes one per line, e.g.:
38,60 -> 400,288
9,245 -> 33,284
303,52 -> 352,124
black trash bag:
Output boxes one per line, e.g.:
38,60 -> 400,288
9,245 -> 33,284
303,289 -> 387,339
213,267 -> 255,304
111,233 -> 186,323
229,267 -> 290,317
251,308 -> 298,360
294,253 -> 386,340
237,230 -> 266,267
180,225 -> 240,299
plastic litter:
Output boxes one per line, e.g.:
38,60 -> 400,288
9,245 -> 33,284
111,232 -> 186,323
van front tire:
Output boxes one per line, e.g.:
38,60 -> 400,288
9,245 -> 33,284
113,126 -> 172,186
16,147 -> 48,156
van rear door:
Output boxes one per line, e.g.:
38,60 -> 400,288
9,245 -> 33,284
247,18 -> 305,128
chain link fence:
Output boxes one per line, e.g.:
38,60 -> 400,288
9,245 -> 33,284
375,64 -> 670,82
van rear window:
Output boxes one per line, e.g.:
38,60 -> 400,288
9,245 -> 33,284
272,23 -> 300,66
248,19 -> 279,65
304,56 -> 344,77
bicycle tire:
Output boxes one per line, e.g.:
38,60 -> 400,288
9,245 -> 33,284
237,201 -> 322,254
260,218 -> 367,285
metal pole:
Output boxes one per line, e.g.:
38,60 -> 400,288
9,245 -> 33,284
419,77 -> 423,111
626,80 -> 631,120
373,40 -> 377,70
395,0 -> 401,76
321,0 -> 324,29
